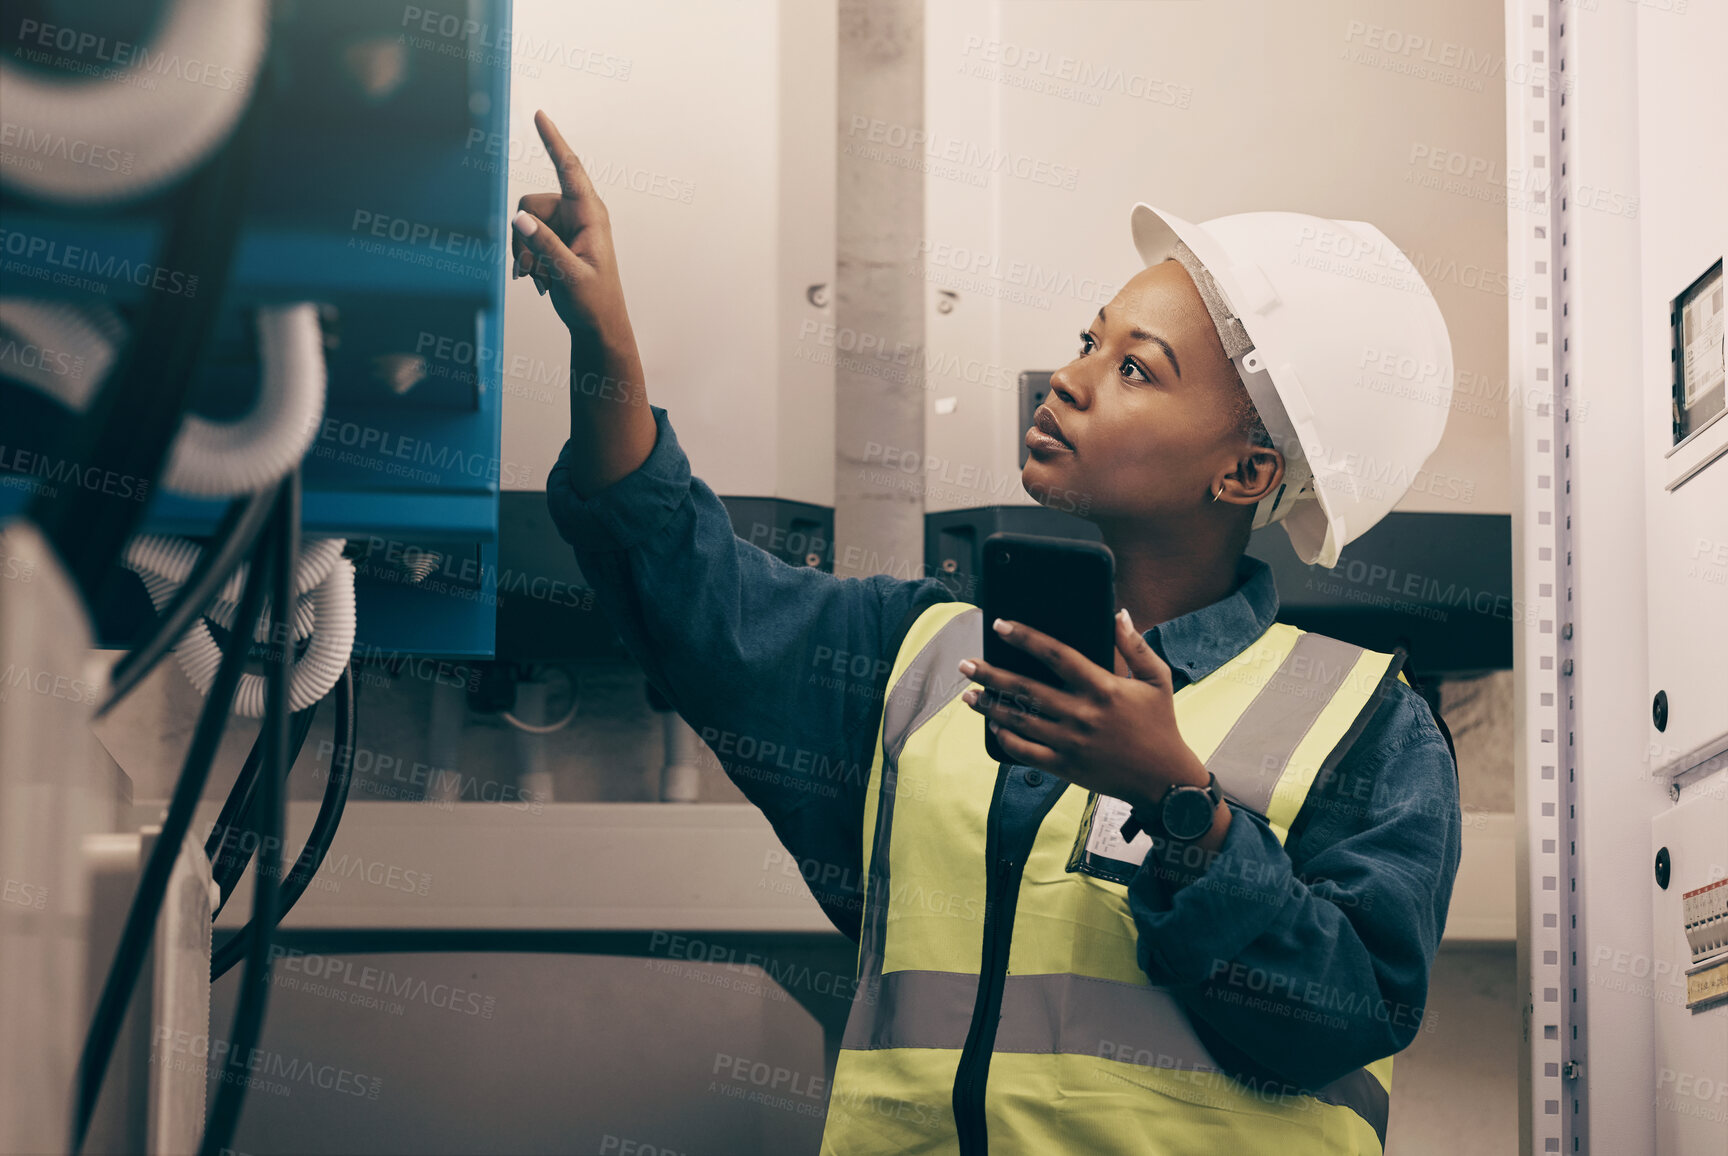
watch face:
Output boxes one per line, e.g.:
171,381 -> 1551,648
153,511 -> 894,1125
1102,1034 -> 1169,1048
1163,787 -> 1214,841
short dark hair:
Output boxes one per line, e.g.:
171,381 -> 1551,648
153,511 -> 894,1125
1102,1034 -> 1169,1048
1229,376 -> 1275,450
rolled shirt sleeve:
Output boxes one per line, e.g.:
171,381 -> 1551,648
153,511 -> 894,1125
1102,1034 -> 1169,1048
546,406 -> 952,939
1127,682 -> 1463,1092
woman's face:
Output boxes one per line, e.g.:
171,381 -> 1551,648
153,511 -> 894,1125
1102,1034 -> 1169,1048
1021,259 -> 1281,528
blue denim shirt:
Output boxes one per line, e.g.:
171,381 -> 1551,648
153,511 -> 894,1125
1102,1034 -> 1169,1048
548,406 -> 1462,1093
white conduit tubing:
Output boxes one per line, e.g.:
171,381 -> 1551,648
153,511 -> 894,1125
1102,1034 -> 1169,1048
125,536 -> 342,644
0,0 -> 268,206
124,535 -> 342,606
163,303 -> 327,498
0,299 -> 124,410
122,537 -> 354,718
0,302 -> 326,500
193,557 -> 355,718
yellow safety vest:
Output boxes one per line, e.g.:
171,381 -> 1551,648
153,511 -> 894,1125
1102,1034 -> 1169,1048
819,601 -> 1409,1156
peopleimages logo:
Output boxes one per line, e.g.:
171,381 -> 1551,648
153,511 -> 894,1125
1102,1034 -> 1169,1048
11,18 -> 251,90
152,1027 -> 383,1100
0,121 -> 134,175
957,36 -> 1194,109
400,6 -> 633,79
845,116 -> 1080,191
0,226 -> 198,296
314,418 -> 536,487
0,662 -> 100,705
268,946 -> 497,1019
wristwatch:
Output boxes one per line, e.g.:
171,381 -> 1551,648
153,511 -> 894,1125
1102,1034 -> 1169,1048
1119,771 -> 1223,843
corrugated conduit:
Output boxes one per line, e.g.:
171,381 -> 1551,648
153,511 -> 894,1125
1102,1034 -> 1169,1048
0,0 -> 268,205
160,303 -> 326,498
122,536 -> 354,717
0,300 -> 326,500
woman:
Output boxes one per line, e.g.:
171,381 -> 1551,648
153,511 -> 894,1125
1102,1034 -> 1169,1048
513,109 -> 1461,1156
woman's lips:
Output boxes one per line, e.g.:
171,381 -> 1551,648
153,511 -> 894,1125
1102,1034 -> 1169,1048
1026,406 -> 1074,455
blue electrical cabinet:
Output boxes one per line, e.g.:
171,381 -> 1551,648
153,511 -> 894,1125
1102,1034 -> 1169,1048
0,0 -> 513,656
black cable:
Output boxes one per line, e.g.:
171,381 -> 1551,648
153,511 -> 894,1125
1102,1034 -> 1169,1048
281,663 -> 356,911
200,470 -> 296,1156
208,701 -> 319,914
71,484 -> 280,1155
29,60 -> 274,613
211,662 -> 356,980
205,699 -> 314,866
101,485 -> 278,716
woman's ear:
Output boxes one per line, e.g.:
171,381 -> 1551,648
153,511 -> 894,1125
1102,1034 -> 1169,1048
1228,445 -> 1285,504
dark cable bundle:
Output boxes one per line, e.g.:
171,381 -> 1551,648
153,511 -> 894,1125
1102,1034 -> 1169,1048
196,469 -> 298,1156
209,662 -> 357,977
206,703 -> 320,910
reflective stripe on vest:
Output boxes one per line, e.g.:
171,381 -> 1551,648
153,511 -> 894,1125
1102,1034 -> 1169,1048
819,603 -> 1407,1156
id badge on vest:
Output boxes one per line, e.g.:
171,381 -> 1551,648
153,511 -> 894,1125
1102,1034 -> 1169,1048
1066,793 -> 1153,886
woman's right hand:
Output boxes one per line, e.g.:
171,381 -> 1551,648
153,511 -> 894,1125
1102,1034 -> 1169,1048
510,109 -> 656,494
510,109 -> 645,392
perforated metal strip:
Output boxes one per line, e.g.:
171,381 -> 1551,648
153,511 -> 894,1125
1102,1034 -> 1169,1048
1511,3 -> 1583,1152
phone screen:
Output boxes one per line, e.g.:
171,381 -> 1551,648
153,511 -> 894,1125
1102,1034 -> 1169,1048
979,533 -> 1115,764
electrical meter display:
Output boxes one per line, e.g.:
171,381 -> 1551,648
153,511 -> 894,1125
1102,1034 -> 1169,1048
1672,258 -> 1725,446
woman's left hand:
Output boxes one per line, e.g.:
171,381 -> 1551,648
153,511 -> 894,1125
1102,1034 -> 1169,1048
958,609 -> 1212,812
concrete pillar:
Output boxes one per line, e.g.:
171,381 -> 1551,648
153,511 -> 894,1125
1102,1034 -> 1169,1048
834,0 -> 925,580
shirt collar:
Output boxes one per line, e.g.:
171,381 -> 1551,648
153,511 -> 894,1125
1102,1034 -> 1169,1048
1144,553 -> 1280,687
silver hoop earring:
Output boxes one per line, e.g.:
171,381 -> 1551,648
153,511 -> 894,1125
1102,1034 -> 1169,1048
1210,483 -> 1223,503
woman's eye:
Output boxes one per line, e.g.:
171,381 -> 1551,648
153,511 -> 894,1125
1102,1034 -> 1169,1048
1077,331 -> 1096,355
1120,358 -> 1150,383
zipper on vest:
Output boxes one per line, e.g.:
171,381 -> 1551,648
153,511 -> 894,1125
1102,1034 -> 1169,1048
952,765 -> 1023,1156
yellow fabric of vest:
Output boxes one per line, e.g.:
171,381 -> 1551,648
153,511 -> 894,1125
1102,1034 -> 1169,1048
821,602 -> 1404,1156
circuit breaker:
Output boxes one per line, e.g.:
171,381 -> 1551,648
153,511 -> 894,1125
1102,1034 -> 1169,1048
1649,787 -> 1728,1155
1682,876 -> 1728,1010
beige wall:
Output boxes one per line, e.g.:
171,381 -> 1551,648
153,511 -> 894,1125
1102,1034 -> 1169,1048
923,0 -> 1512,516
497,0 -> 837,505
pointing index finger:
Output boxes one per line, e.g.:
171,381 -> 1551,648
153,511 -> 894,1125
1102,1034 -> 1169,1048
534,109 -> 598,207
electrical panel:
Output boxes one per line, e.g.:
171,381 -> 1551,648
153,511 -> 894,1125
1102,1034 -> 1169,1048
0,0 -> 513,655
1640,11 -> 1728,778
1635,6 -> 1728,1152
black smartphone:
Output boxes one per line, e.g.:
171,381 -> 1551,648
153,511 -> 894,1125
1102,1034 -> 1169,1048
979,533 -> 1116,764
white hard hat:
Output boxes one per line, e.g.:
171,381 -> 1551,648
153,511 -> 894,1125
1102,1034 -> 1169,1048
1130,203 -> 1454,569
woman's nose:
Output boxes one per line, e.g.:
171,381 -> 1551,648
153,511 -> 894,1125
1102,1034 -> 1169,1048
1047,363 -> 1088,410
